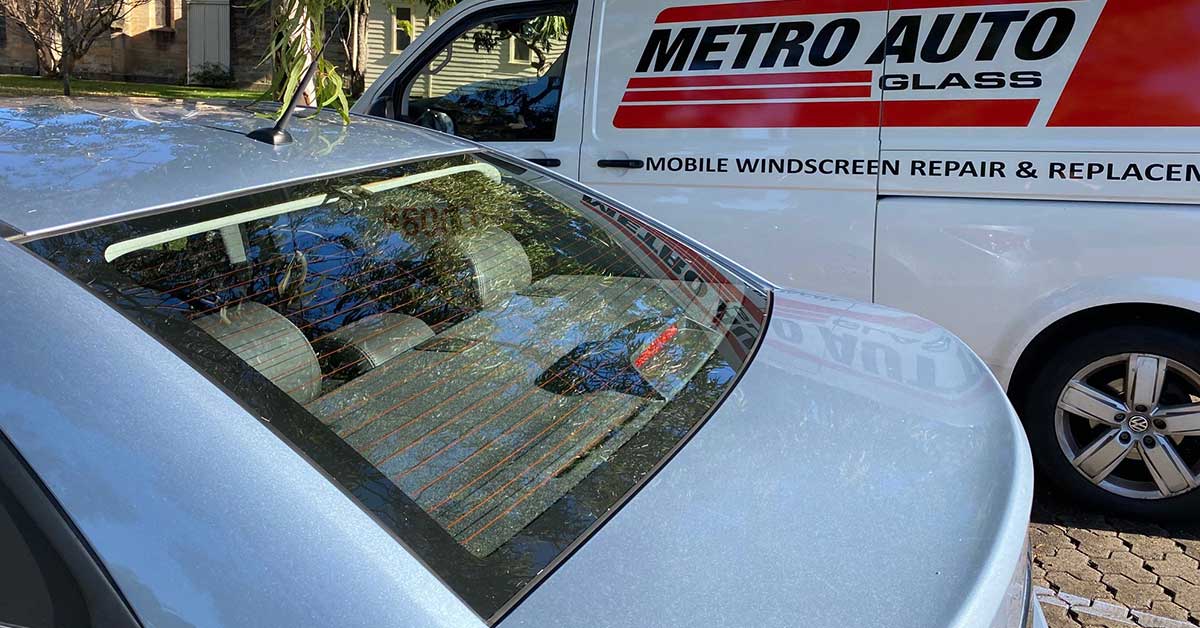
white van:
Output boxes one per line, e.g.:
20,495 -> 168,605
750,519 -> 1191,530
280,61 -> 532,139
354,0 -> 1200,519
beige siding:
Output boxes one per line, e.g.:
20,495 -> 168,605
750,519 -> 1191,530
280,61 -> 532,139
365,0 -> 428,85
365,2 -> 568,96
422,32 -> 567,98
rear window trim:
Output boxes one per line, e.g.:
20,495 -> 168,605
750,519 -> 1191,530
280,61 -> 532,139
11,144 -> 481,246
101,161 -> 505,263
22,156 -> 772,623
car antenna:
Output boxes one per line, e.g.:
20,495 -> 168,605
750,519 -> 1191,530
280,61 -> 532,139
247,10 -> 347,146
247,59 -> 321,146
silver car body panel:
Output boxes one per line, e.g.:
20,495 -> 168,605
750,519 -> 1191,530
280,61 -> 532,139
0,99 -> 1035,627
508,290 -> 1035,628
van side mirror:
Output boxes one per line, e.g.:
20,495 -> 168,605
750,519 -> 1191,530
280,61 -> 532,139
415,108 -> 456,135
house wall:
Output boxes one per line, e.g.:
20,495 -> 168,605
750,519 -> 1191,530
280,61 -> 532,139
419,31 -> 567,98
110,1 -> 189,84
230,2 -> 273,87
0,1 -> 569,93
0,2 -> 189,84
364,0 -> 429,86
188,0 -> 232,80
0,16 -> 39,76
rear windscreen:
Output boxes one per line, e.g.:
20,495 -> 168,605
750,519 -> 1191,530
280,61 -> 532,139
25,153 -> 768,620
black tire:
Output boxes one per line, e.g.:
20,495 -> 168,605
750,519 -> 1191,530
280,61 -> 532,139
1021,324 -> 1200,521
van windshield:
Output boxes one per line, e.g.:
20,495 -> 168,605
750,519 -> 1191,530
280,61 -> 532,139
25,153 -> 768,621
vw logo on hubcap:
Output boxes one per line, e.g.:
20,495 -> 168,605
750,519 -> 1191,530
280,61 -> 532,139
1128,416 -> 1150,433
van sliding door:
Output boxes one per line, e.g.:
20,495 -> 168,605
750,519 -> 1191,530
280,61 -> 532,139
575,0 -> 887,297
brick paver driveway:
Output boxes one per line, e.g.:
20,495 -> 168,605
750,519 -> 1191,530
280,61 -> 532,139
1031,486 -> 1200,627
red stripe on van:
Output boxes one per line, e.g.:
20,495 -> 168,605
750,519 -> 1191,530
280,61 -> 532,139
622,85 -> 872,102
655,0 -> 1069,24
614,101 -> 881,128
612,99 -> 1035,128
1049,0 -> 1200,127
891,0 -> 1072,8
626,70 -> 872,89
882,99 -> 1038,127
656,0 -> 882,23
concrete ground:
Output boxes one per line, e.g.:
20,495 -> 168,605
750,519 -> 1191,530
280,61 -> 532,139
1031,486 -> 1200,628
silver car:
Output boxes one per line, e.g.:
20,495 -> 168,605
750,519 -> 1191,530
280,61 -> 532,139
0,98 -> 1042,628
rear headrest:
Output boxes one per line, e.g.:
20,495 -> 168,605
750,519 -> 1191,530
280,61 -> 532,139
194,301 -> 322,403
443,227 -> 532,309
316,313 -> 434,378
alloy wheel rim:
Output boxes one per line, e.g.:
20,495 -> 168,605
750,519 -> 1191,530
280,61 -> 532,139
1055,353 -> 1200,500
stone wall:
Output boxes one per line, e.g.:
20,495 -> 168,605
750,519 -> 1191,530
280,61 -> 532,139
228,4 -> 359,90
0,2 -> 381,91
230,2 -> 273,87
0,17 -> 41,76
0,3 -> 189,84
111,1 -> 189,83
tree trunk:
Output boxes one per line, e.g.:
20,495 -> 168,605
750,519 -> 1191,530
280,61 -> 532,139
59,0 -> 71,95
61,57 -> 73,96
348,2 -> 369,97
34,39 -> 60,78
270,1 -> 317,105
291,4 -> 316,106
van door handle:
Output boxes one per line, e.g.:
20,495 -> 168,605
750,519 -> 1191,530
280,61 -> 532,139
597,159 -> 644,169
527,158 -> 561,167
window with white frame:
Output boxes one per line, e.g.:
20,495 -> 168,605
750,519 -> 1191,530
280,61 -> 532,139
509,37 -> 531,64
394,7 -> 412,52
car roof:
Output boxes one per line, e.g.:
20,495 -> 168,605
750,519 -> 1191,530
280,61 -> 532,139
0,97 -> 477,238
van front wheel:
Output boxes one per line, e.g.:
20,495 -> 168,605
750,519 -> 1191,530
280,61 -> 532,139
1023,325 -> 1200,520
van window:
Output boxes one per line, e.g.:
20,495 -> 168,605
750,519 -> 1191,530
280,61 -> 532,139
402,6 -> 574,141
26,153 -> 767,621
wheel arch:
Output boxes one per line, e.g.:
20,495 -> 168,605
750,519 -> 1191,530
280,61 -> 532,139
1006,301 -> 1200,410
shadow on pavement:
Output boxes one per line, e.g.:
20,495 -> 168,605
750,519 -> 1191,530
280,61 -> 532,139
1031,482 -> 1200,541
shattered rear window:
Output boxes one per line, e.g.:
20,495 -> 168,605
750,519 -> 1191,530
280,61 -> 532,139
26,153 -> 768,620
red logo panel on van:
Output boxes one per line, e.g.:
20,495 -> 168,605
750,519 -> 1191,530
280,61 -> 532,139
613,0 -> 1200,129
1048,0 -> 1200,127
